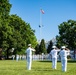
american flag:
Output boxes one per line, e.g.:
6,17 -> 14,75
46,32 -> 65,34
41,9 -> 44,14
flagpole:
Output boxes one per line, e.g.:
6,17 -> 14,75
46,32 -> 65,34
39,9 -> 44,43
40,9 -> 42,42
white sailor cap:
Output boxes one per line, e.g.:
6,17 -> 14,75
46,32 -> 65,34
61,46 -> 66,49
52,46 -> 56,48
28,44 -> 31,46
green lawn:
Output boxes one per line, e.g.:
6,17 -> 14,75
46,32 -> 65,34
0,60 -> 76,75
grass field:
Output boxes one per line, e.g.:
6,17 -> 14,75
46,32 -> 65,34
0,60 -> 76,75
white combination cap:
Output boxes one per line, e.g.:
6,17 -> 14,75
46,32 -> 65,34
28,44 -> 31,46
61,46 -> 66,49
52,46 -> 56,48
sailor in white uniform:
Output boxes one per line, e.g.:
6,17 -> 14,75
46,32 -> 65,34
59,46 -> 69,72
25,44 -> 35,70
50,46 -> 59,69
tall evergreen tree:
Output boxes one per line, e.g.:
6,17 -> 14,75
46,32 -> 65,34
47,40 -> 53,53
39,39 -> 47,54
35,44 -> 40,54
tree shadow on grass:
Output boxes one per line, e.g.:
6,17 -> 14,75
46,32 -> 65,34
33,68 -> 59,72
38,60 -> 76,63
38,60 -> 52,63
68,60 -> 76,63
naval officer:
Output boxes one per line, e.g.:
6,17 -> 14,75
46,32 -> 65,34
50,46 -> 59,69
59,46 -> 69,72
25,44 -> 35,70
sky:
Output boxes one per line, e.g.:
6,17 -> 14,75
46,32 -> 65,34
9,0 -> 76,41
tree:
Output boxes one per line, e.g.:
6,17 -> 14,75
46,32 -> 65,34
47,40 -> 53,53
9,14 -> 37,55
35,44 -> 40,54
39,39 -> 47,54
0,0 -> 37,59
0,0 -> 12,59
56,19 -> 76,58
0,0 -> 12,48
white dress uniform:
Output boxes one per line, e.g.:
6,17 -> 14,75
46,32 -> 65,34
16,54 -> 19,61
26,44 -> 35,70
59,46 -> 68,72
50,46 -> 58,69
